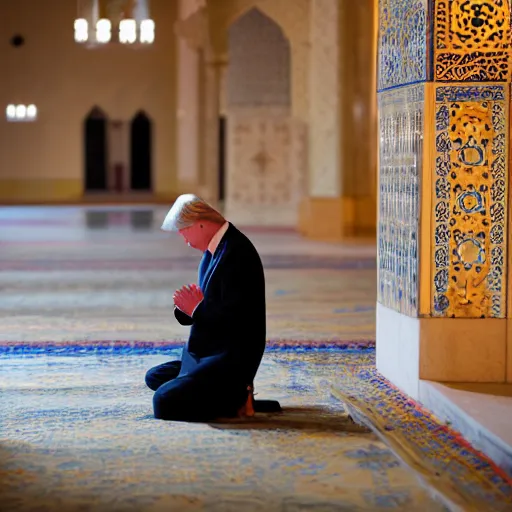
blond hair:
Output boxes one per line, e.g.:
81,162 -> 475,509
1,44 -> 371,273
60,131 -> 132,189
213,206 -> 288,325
161,194 -> 225,232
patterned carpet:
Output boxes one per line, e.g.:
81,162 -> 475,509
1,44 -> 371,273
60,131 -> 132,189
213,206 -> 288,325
2,346 -> 512,511
0,207 -> 376,344
0,267 -> 376,343
1,346 -> 449,512
2,207 -> 511,511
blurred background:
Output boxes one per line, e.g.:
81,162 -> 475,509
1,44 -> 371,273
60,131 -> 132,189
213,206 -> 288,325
2,1 -> 512,510
0,0 -> 377,239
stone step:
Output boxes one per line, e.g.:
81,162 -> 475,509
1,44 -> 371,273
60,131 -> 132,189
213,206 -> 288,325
419,380 -> 512,477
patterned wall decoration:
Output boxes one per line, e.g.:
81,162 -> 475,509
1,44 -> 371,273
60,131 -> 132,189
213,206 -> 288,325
435,0 -> 511,82
378,0 -> 428,91
227,8 -> 291,108
225,114 -> 307,226
433,85 -> 508,318
377,84 -> 424,316
208,0 -> 310,121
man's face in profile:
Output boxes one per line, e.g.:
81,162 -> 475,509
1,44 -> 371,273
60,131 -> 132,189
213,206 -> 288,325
179,223 -> 204,250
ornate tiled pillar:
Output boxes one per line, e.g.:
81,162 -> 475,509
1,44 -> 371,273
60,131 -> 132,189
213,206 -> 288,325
376,0 -> 511,397
299,0 -> 377,240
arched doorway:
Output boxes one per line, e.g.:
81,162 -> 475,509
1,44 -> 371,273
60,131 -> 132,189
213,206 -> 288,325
224,8 -> 302,226
130,111 -> 152,191
84,107 -> 108,191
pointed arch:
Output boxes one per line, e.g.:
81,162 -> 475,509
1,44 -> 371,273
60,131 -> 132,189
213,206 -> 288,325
86,106 -> 108,119
224,5 -> 291,44
130,110 -> 152,191
84,106 -> 108,191
226,7 -> 291,108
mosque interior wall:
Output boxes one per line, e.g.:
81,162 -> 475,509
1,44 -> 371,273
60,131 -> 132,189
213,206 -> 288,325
1,0 -> 379,239
0,0 -> 178,203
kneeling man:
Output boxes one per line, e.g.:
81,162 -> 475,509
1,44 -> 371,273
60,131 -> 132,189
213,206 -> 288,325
145,194 -> 280,421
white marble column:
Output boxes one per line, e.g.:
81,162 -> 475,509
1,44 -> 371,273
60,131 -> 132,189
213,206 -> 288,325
174,1 -> 223,202
308,0 -> 341,198
176,37 -> 201,193
300,0 -> 377,239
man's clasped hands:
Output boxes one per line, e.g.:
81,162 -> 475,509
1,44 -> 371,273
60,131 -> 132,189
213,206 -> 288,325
174,284 -> 204,317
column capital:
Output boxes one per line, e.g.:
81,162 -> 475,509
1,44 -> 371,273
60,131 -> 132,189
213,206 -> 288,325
174,7 -> 208,51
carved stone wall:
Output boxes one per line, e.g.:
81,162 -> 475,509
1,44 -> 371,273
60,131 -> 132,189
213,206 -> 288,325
207,0 -> 310,121
224,7 -> 302,225
225,114 -> 307,226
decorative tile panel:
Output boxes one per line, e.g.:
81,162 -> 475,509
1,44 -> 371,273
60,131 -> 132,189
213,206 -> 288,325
433,85 -> 508,318
209,0 -> 310,120
378,0 -> 428,91
435,0 -> 511,82
227,8 -> 291,108
377,85 -> 424,316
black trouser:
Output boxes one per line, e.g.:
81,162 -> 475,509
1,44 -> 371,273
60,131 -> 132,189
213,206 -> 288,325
145,360 -> 247,421
145,360 -> 281,421
145,360 -> 182,391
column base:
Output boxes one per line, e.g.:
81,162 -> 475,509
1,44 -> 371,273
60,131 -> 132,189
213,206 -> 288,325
376,302 -> 421,398
376,303 -> 507,400
299,196 -> 376,240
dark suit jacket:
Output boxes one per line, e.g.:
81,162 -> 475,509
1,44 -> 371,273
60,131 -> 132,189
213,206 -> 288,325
174,223 -> 266,387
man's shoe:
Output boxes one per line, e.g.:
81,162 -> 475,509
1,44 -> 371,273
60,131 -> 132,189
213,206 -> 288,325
254,399 -> 282,413
237,385 -> 255,418
237,385 -> 282,417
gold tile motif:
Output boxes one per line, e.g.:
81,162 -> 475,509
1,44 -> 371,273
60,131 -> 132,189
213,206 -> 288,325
433,85 -> 508,317
435,0 -> 512,82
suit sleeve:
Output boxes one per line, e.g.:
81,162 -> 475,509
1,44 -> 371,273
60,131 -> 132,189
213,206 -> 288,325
191,251 -> 250,327
174,306 -> 194,326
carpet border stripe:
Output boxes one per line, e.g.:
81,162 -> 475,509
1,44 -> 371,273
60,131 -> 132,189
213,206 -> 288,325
0,339 -> 376,354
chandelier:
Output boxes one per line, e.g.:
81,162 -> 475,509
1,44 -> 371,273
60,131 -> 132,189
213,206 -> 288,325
74,0 -> 155,47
